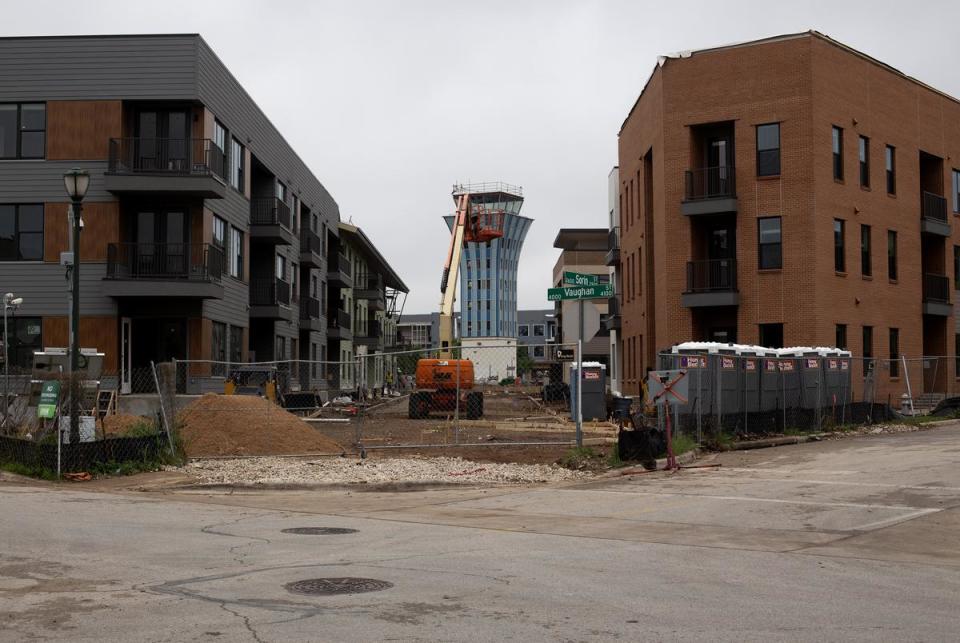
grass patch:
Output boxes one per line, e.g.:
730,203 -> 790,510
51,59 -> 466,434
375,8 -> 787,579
0,461 -> 58,480
670,433 -> 698,457
606,447 -> 625,468
560,446 -> 600,470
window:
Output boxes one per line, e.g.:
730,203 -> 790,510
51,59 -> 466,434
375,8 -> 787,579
5,317 -> 41,369
0,103 -> 45,159
859,136 -> 870,188
835,324 -> 847,350
276,180 -> 287,203
756,123 -> 780,177
533,324 -> 545,337
275,336 -> 286,360
834,219 -> 845,272
229,227 -> 243,278
863,326 -> 874,374
230,137 -> 245,191
889,328 -> 900,377
832,126 -> 844,181
955,246 -> 960,290
212,322 -> 227,376
276,254 -> 286,281
759,323 -> 784,349
887,231 -> 897,281
212,215 -> 226,249
229,326 -> 243,364
860,224 -> 871,277
885,145 -> 896,195
533,345 -> 545,358
956,334 -> 960,378
0,204 -> 43,261
758,217 -> 782,269
213,120 -> 227,154
953,169 -> 960,213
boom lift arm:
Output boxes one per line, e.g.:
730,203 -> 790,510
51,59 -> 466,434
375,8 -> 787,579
437,193 -> 471,357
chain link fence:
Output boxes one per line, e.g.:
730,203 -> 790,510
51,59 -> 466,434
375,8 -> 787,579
653,352 -> 960,444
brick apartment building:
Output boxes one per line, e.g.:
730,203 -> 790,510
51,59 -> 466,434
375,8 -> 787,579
615,31 -> 960,400
0,34 -> 404,398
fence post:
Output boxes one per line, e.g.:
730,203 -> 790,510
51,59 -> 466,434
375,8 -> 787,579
151,360 -> 176,456
454,352 -> 460,445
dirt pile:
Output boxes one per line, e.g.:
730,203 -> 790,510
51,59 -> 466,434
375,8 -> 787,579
177,394 -> 343,457
103,414 -> 154,437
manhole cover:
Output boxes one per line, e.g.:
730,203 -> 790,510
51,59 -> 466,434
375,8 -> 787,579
284,577 -> 393,596
281,527 -> 358,535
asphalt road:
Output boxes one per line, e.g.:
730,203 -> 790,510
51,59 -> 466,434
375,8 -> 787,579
2,426 -> 960,641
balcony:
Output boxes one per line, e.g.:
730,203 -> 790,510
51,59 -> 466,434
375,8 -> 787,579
250,277 -> 292,320
299,227 -> 323,268
681,166 -> 738,216
102,242 -> 224,298
923,273 -> 952,316
605,227 -> 620,266
105,138 -> 226,198
250,198 -> 294,245
328,307 -> 352,340
355,273 -> 383,300
299,295 -> 324,332
681,258 -> 739,307
920,191 -> 950,237
328,252 -> 353,288
603,296 -> 621,332
355,319 -> 382,347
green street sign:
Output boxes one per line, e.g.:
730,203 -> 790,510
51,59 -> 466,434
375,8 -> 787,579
563,271 -> 599,287
547,284 -> 614,301
37,380 -> 61,419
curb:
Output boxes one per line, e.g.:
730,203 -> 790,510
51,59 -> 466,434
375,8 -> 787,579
599,448 -> 702,478
148,480 -> 517,493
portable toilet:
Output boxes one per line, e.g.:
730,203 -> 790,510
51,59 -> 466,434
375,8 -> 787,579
739,346 -> 765,415
759,351 -> 782,411
670,342 -> 717,416
776,348 -> 804,411
823,349 -> 852,407
570,362 -> 607,421
715,344 -> 743,421
799,348 -> 825,409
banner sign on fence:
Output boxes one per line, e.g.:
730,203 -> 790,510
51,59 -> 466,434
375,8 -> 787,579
556,348 -> 575,360
37,381 -> 60,419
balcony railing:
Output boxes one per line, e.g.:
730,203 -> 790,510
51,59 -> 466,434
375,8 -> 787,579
685,166 -> 736,201
331,252 -> 352,277
357,319 -> 382,339
251,197 -> 292,230
329,308 -> 351,330
250,278 -> 291,306
106,243 -> 223,281
300,296 -> 321,320
608,226 -> 620,250
107,138 -> 225,178
356,273 -> 383,292
923,273 -> 950,303
300,228 -> 323,254
921,191 -> 947,223
686,258 -> 737,293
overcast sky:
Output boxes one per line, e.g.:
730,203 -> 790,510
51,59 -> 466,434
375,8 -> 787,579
6,0 -> 960,313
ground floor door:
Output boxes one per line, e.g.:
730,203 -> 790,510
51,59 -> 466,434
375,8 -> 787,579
130,318 -> 188,392
120,317 -> 132,394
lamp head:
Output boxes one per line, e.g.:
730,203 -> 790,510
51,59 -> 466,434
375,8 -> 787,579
63,168 -> 90,201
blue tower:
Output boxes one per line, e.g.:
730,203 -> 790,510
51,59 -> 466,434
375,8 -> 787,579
445,182 -> 532,339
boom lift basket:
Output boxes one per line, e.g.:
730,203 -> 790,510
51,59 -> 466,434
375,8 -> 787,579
465,207 -> 506,244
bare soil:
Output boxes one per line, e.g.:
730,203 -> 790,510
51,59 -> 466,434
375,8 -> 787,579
102,414 -> 151,437
177,394 -> 343,457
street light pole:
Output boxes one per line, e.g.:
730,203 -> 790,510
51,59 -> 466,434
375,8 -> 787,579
2,293 -> 22,428
63,169 -> 89,445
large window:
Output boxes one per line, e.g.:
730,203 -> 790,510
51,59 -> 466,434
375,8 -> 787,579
859,136 -> 870,188
756,123 -> 780,177
533,324 -> 545,337
212,215 -> 226,250
887,230 -> 897,281
860,224 -> 871,277
230,137 -> 245,191
759,323 -> 784,349
0,204 -> 43,261
834,219 -> 846,272
953,169 -> 960,214
889,328 -> 900,377
835,324 -> 847,350
863,326 -> 874,374
885,145 -> 896,195
213,120 -> 227,154
0,103 -> 45,159
229,227 -> 243,278
832,126 -> 844,181
6,317 -> 41,369
758,217 -> 782,269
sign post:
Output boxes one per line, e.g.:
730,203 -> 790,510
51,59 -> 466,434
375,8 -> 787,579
647,370 -> 689,470
549,272 -> 612,447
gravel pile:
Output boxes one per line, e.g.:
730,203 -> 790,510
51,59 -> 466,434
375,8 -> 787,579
180,456 -> 587,486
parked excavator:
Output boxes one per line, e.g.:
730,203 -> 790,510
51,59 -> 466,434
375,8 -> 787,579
408,184 -> 508,420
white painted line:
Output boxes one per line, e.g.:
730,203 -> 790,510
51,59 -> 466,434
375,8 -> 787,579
707,469 -> 960,493
851,508 -> 941,531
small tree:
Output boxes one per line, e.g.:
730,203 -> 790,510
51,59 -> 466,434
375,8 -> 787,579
516,345 -> 534,380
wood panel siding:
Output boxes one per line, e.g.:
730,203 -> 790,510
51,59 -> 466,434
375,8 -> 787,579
44,202 -> 119,262
43,316 -> 119,371
46,101 -> 122,161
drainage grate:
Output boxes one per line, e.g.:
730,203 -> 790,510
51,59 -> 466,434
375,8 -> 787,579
281,527 -> 358,535
284,577 -> 394,596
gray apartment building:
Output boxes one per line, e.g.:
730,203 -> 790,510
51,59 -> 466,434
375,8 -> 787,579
0,34 -> 400,397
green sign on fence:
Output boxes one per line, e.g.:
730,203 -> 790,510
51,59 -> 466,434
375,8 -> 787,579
562,271 -> 599,287
547,284 -> 614,301
37,380 -> 61,419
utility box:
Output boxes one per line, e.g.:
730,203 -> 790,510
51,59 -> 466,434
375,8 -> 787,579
570,362 -> 607,421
